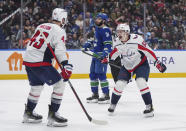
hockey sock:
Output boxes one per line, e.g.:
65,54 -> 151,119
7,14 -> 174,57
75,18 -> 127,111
90,80 -> 99,93
27,99 -> 37,112
141,92 -> 152,105
50,98 -> 62,112
100,80 -> 109,94
111,93 -> 121,105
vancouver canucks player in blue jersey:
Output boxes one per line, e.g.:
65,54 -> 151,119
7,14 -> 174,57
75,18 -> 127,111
82,13 -> 112,104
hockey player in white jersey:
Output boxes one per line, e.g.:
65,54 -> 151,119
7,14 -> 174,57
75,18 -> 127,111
22,8 -> 73,127
109,34 -> 122,83
104,23 -> 166,117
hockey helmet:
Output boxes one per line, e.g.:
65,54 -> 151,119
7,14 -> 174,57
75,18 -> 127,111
95,13 -> 108,21
116,23 -> 130,33
52,8 -> 67,27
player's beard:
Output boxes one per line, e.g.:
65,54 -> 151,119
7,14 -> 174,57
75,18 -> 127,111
95,20 -> 103,27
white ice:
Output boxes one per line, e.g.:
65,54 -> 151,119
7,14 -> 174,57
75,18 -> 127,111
0,78 -> 186,131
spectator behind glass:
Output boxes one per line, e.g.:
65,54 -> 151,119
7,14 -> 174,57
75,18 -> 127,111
149,32 -> 159,49
0,0 -> 185,49
75,14 -> 83,29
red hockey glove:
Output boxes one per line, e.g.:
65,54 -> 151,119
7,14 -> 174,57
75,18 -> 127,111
154,60 -> 167,73
61,64 -> 73,81
101,57 -> 108,64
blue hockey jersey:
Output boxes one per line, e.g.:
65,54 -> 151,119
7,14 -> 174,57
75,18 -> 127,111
83,26 -> 112,58
94,26 -> 112,56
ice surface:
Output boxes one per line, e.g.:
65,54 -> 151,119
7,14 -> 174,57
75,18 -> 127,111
0,78 -> 186,131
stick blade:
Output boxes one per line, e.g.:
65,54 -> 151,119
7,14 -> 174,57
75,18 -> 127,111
91,119 -> 108,125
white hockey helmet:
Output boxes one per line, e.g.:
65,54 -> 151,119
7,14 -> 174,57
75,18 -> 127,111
52,8 -> 67,27
116,23 -> 130,33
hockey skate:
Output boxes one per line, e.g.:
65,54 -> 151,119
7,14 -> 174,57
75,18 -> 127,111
143,104 -> 154,117
47,105 -> 68,127
108,104 -> 116,113
86,93 -> 99,103
98,93 -> 110,104
22,105 -> 43,123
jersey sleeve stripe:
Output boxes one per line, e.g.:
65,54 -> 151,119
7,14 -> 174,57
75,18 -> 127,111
109,48 -> 118,59
138,44 -> 157,60
103,41 -> 112,45
128,56 -> 147,72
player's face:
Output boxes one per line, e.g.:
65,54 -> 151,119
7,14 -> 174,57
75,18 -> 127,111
61,18 -> 67,27
95,17 -> 103,26
117,30 -> 129,42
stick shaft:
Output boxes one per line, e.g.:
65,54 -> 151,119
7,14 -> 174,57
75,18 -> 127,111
82,50 -> 121,69
40,30 -> 93,122
0,0 -> 31,26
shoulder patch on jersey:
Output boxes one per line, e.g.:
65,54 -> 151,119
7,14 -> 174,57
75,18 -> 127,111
105,32 -> 110,37
131,34 -> 143,39
129,34 -> 144,44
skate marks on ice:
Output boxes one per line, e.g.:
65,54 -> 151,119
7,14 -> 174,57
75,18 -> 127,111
0,78 -> 186,131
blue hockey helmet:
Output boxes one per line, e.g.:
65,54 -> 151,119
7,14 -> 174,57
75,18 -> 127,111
95,13 -> 108,21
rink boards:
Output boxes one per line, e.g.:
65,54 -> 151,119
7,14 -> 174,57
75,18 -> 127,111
0,50 -> 186,79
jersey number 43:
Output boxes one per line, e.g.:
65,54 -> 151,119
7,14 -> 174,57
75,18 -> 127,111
29,30 -> 49,49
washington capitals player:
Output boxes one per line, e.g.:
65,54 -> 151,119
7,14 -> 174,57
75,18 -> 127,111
22,8 -> 73,126
82,13 -> 112,104
106,24 -> 166,117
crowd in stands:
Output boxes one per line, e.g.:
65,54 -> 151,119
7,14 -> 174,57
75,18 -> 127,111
0,0 -> 185,49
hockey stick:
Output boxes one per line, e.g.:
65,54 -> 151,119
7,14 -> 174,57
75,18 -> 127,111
82,50 -> 121,69
0,0 -> 31,26
39,29 -> 108,125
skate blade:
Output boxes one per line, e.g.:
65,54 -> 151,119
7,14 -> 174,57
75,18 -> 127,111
47,121 -> 67,127
22,118 -> 42,123
98,100 -> 110,104
86,99 -> 98,103
144,112 -> 154,118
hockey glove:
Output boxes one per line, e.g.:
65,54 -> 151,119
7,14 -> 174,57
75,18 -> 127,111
61,64 -> 73,81
101,50 -> 109,59
81,47 -> 89,51
101,57 -> 108,64
154,60 -> 167,73
82,41 -> 91,51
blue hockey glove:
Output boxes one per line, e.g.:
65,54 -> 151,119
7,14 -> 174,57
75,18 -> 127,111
101,50 -> 109,59
81,47 -> 88,51
82,41 -> 92,51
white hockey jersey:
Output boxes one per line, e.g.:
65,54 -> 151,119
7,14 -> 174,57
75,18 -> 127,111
112,36 -> 120,48
110,34 -> 158,72
23,23 -> 68,67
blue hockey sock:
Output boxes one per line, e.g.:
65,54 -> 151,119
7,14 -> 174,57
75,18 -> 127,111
100,80 -> 109,94
111,93 -> 121,105
101,87 -> 109,94
50,98 -> 62,112
142,92 -> 152,105
90,80 -> 99,93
